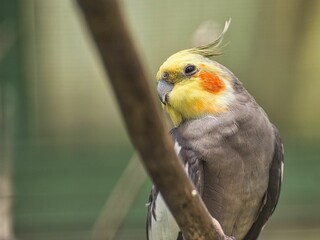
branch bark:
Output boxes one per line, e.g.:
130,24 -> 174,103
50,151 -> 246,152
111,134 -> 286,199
77,1 -> 230,239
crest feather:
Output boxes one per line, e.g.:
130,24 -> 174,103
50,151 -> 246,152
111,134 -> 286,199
188,19 -> 231,57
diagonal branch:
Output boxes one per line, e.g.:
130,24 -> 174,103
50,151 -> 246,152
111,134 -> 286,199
77,0 -> 231,239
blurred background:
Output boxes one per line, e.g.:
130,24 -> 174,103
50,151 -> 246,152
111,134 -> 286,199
1,0 -> 320,239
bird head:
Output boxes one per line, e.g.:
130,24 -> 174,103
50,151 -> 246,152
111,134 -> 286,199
156,20 -> 236,127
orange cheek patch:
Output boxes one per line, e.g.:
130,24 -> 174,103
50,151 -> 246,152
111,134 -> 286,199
199,72 -> 226,93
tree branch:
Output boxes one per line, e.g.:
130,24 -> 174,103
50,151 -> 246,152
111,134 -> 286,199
77,0 -> 231,239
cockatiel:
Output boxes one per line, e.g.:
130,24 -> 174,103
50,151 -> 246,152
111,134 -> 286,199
147,20 -> 284,240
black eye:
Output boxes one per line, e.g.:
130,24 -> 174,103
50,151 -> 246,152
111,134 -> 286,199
162,72 -> 169,80
184,65 -> 197,76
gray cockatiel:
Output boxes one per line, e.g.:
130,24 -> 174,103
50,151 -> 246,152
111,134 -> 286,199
147,21 -> 283,240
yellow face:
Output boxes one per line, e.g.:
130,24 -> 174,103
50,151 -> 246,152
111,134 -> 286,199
156,51 -> 234,126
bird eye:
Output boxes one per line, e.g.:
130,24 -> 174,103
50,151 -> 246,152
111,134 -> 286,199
162,72 -> 169,80
184,65 -> 197,76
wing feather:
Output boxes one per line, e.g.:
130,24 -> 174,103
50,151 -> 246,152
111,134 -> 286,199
244,126 -> 284,240
147,128 -> 204,240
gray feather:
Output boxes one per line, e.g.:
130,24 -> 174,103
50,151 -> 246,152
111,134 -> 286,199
173,78 -> 280,239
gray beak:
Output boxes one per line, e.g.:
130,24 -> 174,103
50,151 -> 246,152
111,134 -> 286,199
157,80 -> 173,105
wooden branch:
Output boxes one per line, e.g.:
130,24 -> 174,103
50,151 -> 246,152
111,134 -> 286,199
77,1 -> 231,239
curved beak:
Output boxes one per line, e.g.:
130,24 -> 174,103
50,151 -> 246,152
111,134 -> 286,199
157,80 -> 173,105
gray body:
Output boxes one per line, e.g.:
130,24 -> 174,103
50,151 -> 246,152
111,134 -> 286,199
147,68 -> 283,240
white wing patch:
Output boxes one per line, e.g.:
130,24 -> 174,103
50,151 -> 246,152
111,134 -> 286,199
150,194 -> 180,240
281,160 -> 284,183
184,162 -> 189,174
174,141 -> 182,154
149,141 -> 186,239
149,141 -> 184,240
281,143 -> 284,183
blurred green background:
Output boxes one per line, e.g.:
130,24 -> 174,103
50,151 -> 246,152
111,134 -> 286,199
1,0 -> 320,239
